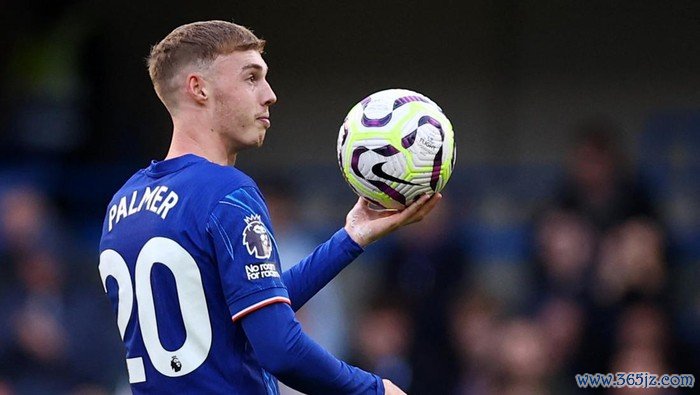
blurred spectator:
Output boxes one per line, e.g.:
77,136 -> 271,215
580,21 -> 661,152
0,185 -> 52,255
525,119 -> 683,385
0,251 -> 73,394
532,209 -> 597,301
375,197 -> 466,394
555,117 -> 656,231
594,218 -> 667,306
615,302 -> 669,355
0,186 -> 122,394
450,291 -> 503,395
610,346 -> 672,395
610,302 -> 675,395
0,184 -> 92,289
496,318 -> 550,395
352,296 -> 413,391
536,297 -> 585,381
580,217 -> 670,374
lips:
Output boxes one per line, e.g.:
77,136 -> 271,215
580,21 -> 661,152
256,115 -> 271,128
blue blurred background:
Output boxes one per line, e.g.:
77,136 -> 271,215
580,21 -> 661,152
0,1 -> 698,394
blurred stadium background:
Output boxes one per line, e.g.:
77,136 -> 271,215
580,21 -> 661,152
1,1 -> 699,394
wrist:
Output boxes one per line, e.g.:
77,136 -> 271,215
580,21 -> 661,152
337,227 -> 365,253
344,223 -> 370,248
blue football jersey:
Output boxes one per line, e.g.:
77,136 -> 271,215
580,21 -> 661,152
99,154 -> 289,394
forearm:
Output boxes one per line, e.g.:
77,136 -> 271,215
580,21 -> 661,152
241,303 -> 383,394
282,228 -> 363,311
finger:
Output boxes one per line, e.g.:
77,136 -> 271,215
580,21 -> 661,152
417,192 -> 442,215
409,193 -> 432,210
418,192 -> 442,214
396,193 -> 432,219
404,193 -> 442,224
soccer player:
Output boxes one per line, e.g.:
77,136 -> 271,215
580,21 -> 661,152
98,20 -> 440,394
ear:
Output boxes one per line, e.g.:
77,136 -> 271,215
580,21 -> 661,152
186,73 -> 209,104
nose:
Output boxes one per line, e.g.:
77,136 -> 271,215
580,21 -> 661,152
262,80 -> 277,107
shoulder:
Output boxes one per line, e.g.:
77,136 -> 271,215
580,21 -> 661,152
203,167 -> 270,230
188,163 -> 268,219
174,161 -> 261,207
107,169 -> 148,205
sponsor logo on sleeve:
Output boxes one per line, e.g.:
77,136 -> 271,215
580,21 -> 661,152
242,214 -> 273,259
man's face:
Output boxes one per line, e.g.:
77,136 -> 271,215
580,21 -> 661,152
208,50 -> 277,152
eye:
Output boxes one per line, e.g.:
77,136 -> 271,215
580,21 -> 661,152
247,74 -> 257,83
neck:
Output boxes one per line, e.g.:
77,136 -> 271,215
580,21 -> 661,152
166,113 -> 237,166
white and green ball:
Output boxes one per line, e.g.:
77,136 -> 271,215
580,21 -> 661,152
337,89 -> 456,210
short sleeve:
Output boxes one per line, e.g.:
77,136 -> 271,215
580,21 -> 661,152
207,186 -> 290,321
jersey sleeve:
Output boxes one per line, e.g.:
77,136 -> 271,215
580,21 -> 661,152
206,186 -> 290,322
241,302 -> 385,394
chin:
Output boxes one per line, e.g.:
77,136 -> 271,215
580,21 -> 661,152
256,131 -> 266,146
235,131 -> 266,150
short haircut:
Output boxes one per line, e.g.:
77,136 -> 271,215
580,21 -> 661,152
147,20 -> 265,107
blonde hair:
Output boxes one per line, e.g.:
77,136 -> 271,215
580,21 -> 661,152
147,20 -> 265,107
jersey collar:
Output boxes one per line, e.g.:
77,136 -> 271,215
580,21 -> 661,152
145,154 -> 207,177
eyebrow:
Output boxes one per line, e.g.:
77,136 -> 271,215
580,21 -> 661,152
241,63 -> 266,72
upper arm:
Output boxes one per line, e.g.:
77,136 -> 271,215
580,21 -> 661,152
207,187 -> 290,321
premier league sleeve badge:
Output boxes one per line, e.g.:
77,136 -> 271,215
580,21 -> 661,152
242,214 -> 273,260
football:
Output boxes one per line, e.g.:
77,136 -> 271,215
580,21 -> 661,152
337,89 -> 456,210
